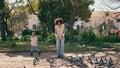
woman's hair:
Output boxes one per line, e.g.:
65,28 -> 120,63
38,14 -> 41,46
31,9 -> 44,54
54,18 -> 63,25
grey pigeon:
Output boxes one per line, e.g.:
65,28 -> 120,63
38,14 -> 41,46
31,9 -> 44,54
33,58 -> 37,65
99,57 -> 104,66
87,56 -> 93,65
108,57 -> 113,66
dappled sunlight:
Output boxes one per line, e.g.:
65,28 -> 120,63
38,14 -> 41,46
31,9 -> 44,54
17,42 -> 29,45
106,51 -> 117,54
94,52 -> 106,57
64,53 -> 74,57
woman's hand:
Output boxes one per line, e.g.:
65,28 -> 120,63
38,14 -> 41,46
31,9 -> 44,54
60,35 -> 64,40
55,35 -> 58,39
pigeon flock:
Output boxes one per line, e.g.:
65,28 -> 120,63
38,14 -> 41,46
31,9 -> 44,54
23,55 -> 114,68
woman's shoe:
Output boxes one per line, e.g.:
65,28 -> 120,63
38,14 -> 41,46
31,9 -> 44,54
38,52 -> 41,56
60,55 -> 64,59
57,55 -> 60,58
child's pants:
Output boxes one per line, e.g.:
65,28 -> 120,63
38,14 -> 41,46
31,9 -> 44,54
30,46 -> 40,53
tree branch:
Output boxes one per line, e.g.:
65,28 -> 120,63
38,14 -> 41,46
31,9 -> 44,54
27,0 -> 38,15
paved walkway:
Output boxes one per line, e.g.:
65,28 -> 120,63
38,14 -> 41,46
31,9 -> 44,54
0,51 -> 119,68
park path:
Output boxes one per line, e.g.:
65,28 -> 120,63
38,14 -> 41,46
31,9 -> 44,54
0,51 -> 120,68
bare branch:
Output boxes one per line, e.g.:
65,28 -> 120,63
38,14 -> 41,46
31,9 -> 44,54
27,0 -> 38,15
104,0 -> 120,10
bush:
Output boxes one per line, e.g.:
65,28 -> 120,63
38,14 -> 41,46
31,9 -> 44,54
20,35 -> 31,41
37,35 -> 45,42
41,33 -> 48,39
73,30 -> 79,35
65,31 -> 71,42
80,30 -> 97,42
35,30 -> 41,35
7,31 -> 14,36
98,36 -> 120,43
46,33 -> 55,43
22,29 -> 32,36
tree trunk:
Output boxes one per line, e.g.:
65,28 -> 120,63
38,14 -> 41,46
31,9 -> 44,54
0,20 -> 7,41
4,18 -> 9,36
70,19 -> 74,41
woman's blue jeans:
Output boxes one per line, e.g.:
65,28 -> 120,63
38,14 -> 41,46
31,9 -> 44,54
56,37 -> 65,57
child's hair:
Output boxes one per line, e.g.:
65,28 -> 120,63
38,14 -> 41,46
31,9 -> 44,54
32,31 -> 36,35
54,18 -> 63,25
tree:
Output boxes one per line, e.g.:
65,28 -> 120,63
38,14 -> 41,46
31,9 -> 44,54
0,0 -> 27,41
38,0 -> 93,40
0,0 -> 7,41
27,0 -> 39,15
38,0 -> 69,35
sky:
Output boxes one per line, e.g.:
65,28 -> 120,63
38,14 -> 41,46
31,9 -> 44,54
7,0 -> 27,4
89,0 -> 120,12
7,0 -> 120,12
6,0 -> 27,6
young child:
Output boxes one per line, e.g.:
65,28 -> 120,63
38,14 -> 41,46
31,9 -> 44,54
30,32 -> 40,56
54,18 -> 65,59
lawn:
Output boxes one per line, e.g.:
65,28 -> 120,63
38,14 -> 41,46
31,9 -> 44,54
0,41 -> 120,52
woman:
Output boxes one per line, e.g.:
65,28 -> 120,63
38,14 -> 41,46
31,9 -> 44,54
55,18 -> 65,59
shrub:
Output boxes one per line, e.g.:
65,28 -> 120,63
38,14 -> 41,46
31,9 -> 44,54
80,30 -> 97,42
35,30 -> 41,35
99,36 -> 120,43
7,31 -> 14,36
41,33 -> 48,39
37,35 -> 45,42
20,35 -> 31,41
22,29 -> 32,36
46,33 -> 55,43
73,30 -> 79,35
65,31 -> 71,42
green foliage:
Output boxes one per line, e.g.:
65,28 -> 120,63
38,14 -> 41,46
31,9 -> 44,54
0,0 -> 5,9
41,33 -> 48,39
7,31 -> 14,37
22,29 -> 32,36
80,30 -> 97,42
73,30 -> 80,35
46,33 -> 55,44
97,36 -> 120,43
22,29 -> 42,36
37,35 -> 46,42
38,0 -> 93,35
35,30 -> 41,35
65,31 -> 70,42
20,35 -> 31,41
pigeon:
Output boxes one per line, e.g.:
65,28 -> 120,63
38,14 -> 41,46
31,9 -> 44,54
99,57 -> 106,66
93,57 -> 99,64
87,56 -> 93,65
33,58 -> 37,65
107,63 -> 111,68
81,54 -> 84,59
93,64 -> 97,68
47,57 -> 56,68
67,56 -> 73,63
103,58 -> 107,64
108,57 -> 113,66
79,57 -> 84,64
35,56 -> 39,61
33,56 -> 40,65
47,57 -> 55,64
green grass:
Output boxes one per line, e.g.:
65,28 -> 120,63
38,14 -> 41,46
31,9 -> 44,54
0,41 -> 120,52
